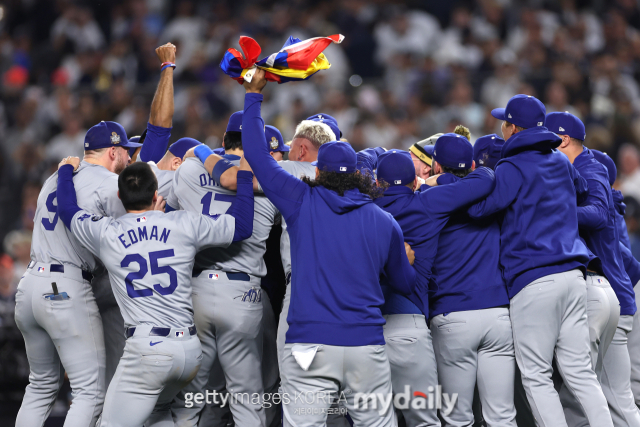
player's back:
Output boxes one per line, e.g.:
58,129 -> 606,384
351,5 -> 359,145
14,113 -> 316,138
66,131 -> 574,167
170,157 -> 277,276
31,171 -> 97,272
148,161 -> 174,198
82,210 -> 234,328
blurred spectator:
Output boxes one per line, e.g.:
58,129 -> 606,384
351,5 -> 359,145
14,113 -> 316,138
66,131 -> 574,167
51,5 -> 105,53
45,114 -> 85,162
619,143 -> 640,202
3,230 -> 31,288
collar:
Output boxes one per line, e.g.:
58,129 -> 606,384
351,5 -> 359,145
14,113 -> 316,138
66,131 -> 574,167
382,185 -> 414,196
573,146 -> 592,168
223,154 -> 241,161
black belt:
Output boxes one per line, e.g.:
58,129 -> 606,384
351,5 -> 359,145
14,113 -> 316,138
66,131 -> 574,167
126,325 -> 197,338
193,271 -> 250,281
49,264 -> 93,282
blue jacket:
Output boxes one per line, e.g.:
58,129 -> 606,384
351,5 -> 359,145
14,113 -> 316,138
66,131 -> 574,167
430,174 -> 509,317
613,189 -> 632,250
620,242 -> 640,287
573,147 -> 636,315
469,127 -> 590,297
373,169 -> 496,317
242,93 -> 427,346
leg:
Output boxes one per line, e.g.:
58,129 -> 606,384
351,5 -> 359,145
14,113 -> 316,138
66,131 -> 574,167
198,363 -> 233,427
476,308 -> 517,427
343,345 -> 397,427
214,279 -> 266,426
172,280 -> 218,427
100,338 -> 176,427
277,283 -> 291,368
509,273 -> 567,427
14,276 -> 63,427
601,315 -> 640,426
384,314 -> 439,427
262,292 -> 281,427
281,343 -> 339,427
628,281 -> 640,406
430,312 -> 479,427
554,271 -> 613,427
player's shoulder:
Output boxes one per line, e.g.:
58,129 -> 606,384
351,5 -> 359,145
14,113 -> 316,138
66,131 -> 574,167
278,160 -> 315,177
77,162 -> 118,187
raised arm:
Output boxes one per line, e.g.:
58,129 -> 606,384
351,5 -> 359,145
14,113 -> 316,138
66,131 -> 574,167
421,166 -> 496,216
468,162 -> 521,219
226,161 -> 255,242
140,43 -> 176,163
241,70 -> 308,224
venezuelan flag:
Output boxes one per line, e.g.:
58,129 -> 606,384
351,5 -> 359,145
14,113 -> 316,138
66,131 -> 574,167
220,34 -> 344,84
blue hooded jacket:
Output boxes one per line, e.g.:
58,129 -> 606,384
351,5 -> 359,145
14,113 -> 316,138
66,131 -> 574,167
468,127 -> 590,297
430,174 -> 509,317
373,168 -> 496,317
613,189 -> 633,250
241,93 -> 427,346
573,147 -> 636,315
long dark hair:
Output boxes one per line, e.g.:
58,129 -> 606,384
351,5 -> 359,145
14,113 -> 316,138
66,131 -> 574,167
302,170 -> 387,199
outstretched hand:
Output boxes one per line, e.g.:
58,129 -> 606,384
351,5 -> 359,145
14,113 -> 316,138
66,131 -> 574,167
156,43 -> 176,64
243,68 -> 267,94
183,146 -> 196,161
59,156 -> 80,171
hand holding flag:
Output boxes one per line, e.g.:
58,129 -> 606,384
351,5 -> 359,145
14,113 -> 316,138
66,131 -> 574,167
220,34 -> 344,84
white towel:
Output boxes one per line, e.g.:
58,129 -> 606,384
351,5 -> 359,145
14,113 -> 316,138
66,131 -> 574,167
291,344 -> 321,371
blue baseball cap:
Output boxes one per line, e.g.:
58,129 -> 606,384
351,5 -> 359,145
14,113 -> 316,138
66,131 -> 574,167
265,125 -> 290,152
545,112 -> 586,141
591,150 -> 617,186
433,133 -> 473,170
169,137 -> 202,159
226,111 -> 243,133
473,134 -> 505,170
306,113 -> 342,139
316,141 -> 356,173
127,129 -> 148,157
213,147 -> 225,155
84,121 -> 139,151
377,150 -> 415,186
491,94 -> 546,129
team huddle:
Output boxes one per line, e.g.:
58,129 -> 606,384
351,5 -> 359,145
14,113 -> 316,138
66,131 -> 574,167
13,43 -> 640,427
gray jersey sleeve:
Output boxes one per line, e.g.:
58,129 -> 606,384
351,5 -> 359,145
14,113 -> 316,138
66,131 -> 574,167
188,211 -> 235,251
69,211 -> 115,258
148,161 -> 175,199
166,166 -> 181,210
172,157 -> 278,277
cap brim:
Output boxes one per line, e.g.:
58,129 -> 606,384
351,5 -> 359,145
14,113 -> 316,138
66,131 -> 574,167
278,145 -> 290,152
311,161 -> 318,166
122,141 -> 143,149
491,108 -> 506,121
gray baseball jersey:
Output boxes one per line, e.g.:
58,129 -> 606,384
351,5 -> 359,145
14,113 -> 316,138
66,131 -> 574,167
167,157 -> 278,276
69,209 -> 235,328
258,160 -> 316,276
148,161 -> 174,199
30,161 -> 126,272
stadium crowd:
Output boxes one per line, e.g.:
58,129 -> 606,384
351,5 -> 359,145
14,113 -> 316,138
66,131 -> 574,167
3,0 -> 640,422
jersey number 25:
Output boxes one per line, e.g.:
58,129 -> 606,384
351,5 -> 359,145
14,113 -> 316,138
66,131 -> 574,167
121,250 -> 177,298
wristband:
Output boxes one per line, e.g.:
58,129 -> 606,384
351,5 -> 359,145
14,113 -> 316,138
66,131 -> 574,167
161,62 -> 176,72
194,145 -> 213,164
212,158 -> 236,184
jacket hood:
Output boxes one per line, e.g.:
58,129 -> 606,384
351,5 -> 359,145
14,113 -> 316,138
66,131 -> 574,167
501,126 -> 562,159
316,186 -> 372,214
374,185 -> 413,209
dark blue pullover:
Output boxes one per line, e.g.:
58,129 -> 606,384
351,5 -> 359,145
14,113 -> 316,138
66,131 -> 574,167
468,127 -> 590,298
242,93 -> 426,346
373,169 -> 496,317
573,147 -> 636,315
613,189 -> 633,250
429,173 -> 509,317
140,123 -> 172,163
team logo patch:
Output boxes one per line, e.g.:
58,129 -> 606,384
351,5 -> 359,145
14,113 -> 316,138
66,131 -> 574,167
136,217 -> 147,223
91,215 -> 103,222
339,167 -> 347,171
110,132 -> 121,145
270,137 -> 279,150
459,163 -> 466,168
38,267 -> 45,273
394,180 -> 401,184
175,331 -> 184,338
85,142 -> 89,147
537,122 -> 543,126
208,273 -> 219,280
508,113 -> 512,119
559,126 -> 565,132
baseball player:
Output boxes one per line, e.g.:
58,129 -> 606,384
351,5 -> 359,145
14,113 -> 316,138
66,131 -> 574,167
56,158 -> 254,426
591,150 -> 640,408
167,115 -> 280,426
409,135 -> 439,179
12,123 -> 138,427
422,137 -> 517,426
473,134 -> 505,170
547,112 -> 640,426
468,94 -> 613,426
241,69 -> 432,426
373,143 -> 497,427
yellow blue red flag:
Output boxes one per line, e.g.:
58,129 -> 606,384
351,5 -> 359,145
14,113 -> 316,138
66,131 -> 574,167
220,34 -> 344,84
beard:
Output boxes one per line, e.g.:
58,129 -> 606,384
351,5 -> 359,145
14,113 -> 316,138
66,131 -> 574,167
114,154 -> 127,175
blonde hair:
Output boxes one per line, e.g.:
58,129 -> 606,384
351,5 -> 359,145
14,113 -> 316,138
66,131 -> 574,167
293,120 -> 336,148
454,125 -> 471,140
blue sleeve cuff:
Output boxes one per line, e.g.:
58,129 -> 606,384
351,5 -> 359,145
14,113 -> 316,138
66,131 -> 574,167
194,145 -> 214,164
165,204 -> 177,212
228,170 -> 255,242
212,158 -> 235,184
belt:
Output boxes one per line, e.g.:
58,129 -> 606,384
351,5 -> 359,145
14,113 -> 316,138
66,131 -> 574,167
126,325 -> 197,338
47,264 -> 93,282
192,271 -> 250,281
